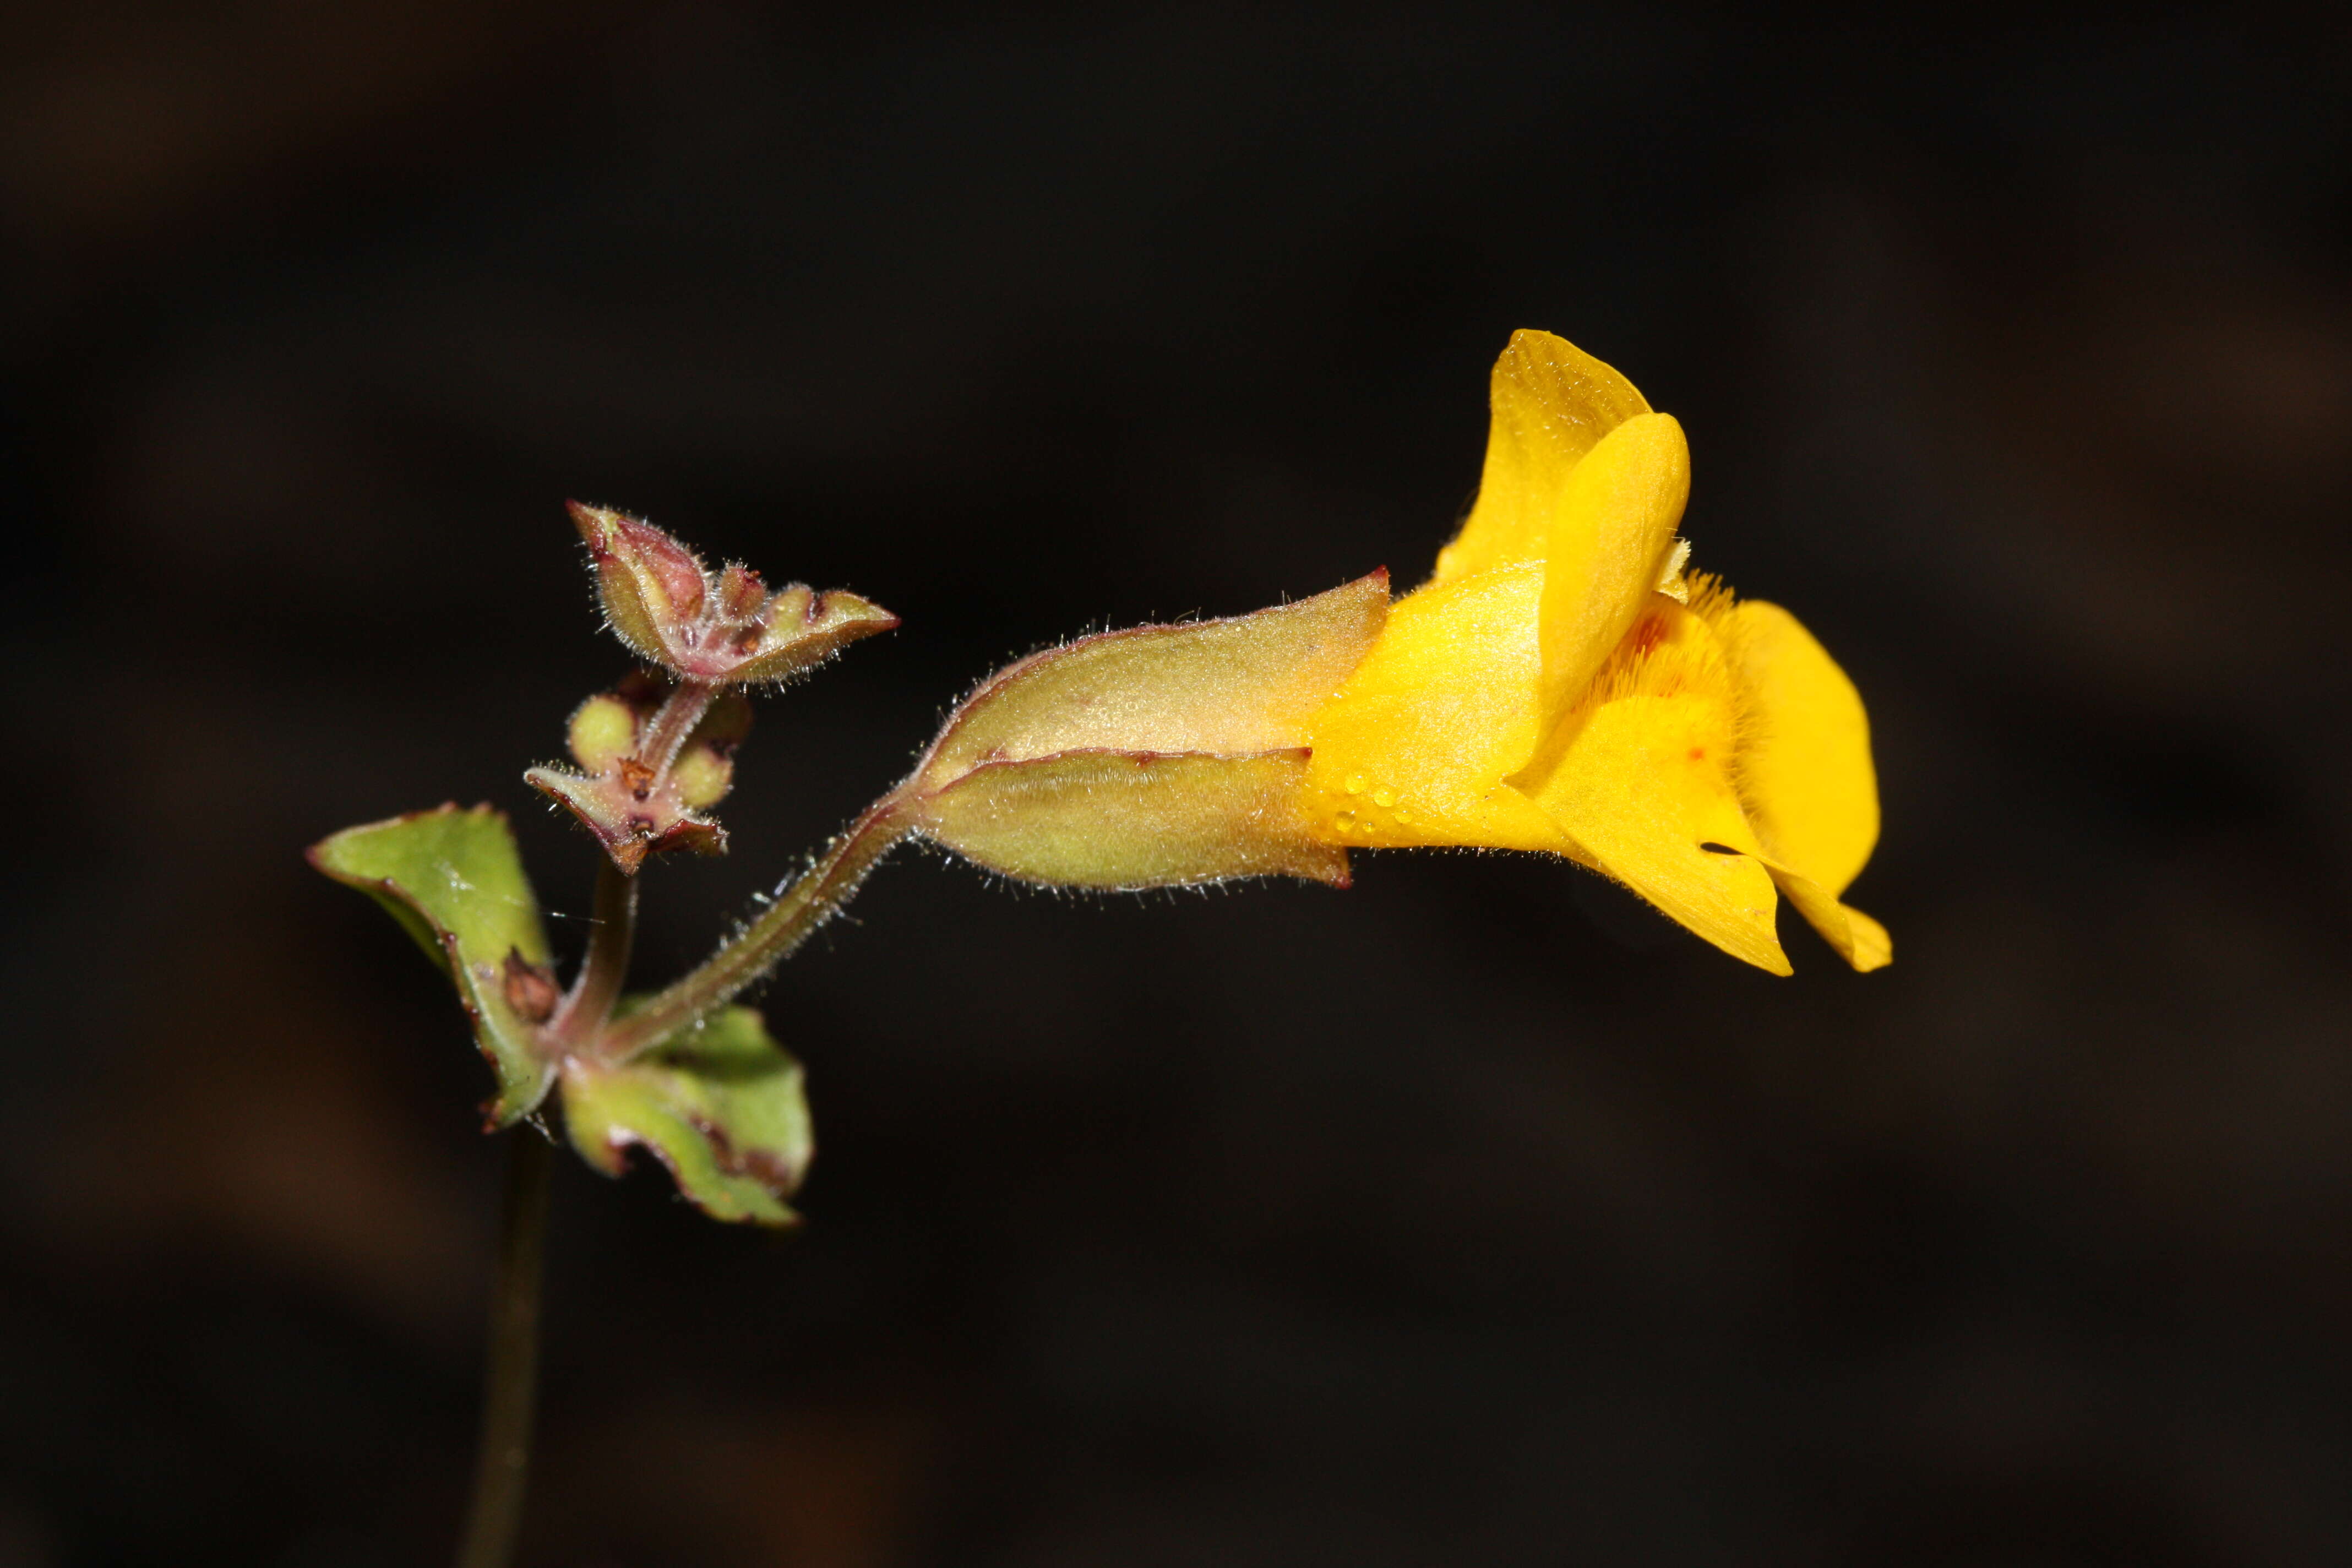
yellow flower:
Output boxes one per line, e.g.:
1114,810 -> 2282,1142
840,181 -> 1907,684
902,328 -> 1886,974
1302,330 -> 1888,974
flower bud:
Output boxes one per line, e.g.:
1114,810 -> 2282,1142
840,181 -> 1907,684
671,746 -> 734,809
568,502 -> 898,684
567,692 -> 640,773
671,690 -> 751,808
529,680 -> 753,872
902,572 -> 1389,890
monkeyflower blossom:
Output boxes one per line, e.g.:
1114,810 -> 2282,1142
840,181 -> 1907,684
1302,330 -> 1887,973
908,329 -> 1886,974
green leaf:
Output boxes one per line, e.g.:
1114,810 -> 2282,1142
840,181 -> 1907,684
558,1005 -> 813,1226
308,803 -> 557,1126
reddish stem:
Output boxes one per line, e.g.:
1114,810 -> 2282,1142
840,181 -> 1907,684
634,678 -> 718,776
549,859 -> 636,1052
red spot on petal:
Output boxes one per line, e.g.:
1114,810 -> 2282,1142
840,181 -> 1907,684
1687,746 -> 1706,761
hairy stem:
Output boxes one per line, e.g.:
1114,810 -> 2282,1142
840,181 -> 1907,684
635,678 -> 717,775
454,1129 -> 553,1568
597,796 -> 914,1061
551,859 -> 637,1052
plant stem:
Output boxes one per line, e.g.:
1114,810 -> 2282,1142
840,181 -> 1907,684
636,678 -> 717,775
552,859 -> 637,1053
454,1128 -> 553,1568
597,796 -> 913,1061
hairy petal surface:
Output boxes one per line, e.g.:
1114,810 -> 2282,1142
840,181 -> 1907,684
1517,601 -> 1792,973
1522,710 -> 1790,974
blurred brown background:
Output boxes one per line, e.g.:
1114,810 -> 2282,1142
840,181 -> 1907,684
5,4 -> 2350,1565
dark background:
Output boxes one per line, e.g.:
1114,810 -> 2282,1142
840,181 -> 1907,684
5,5 -> 2350,1565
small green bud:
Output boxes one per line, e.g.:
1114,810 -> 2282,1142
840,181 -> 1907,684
536,678 -> 754,872
671,744 -> 734,809
567,693 -> 640,772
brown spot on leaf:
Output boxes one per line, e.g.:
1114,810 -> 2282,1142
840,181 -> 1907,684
689,1115 -> 804,1197
502,949 -> 560,1023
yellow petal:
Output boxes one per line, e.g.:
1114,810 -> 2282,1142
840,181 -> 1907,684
1303,562 -> 1570,853
1525,695 -> 1789,974
1721,600 -> 1880,897
1532,412 -> 1692,732
1517,601 -> 1790,974
1433,331 -> 1653,585
1756,859 -> 1892,972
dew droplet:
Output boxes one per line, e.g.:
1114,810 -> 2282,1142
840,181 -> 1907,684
1344,774 -> 1367,796
1372,788 -> 1396,808
1334,810 -> 1357,830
